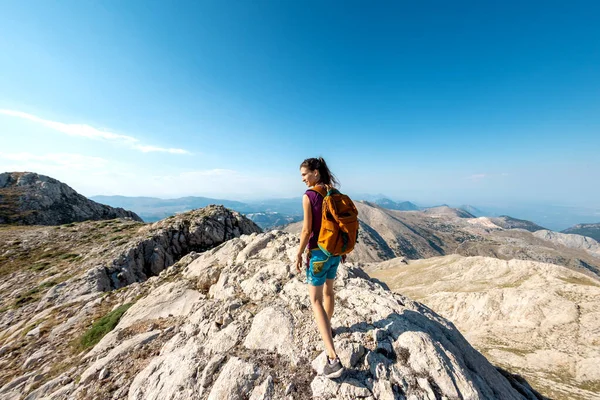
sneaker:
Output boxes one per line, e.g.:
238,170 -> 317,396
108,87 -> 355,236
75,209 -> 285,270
323,356 -> 344,379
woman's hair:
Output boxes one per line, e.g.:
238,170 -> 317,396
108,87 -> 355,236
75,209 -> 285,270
300,157 -> 339,187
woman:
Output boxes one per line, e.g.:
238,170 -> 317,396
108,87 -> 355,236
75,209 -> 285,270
295,157 -> 344,379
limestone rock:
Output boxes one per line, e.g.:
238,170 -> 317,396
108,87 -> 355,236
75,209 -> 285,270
207,357 -> 259,400
533,229 -> 600,257
244,306 -> 298,364
0,172 -> 142,225
370,254 -> 600,399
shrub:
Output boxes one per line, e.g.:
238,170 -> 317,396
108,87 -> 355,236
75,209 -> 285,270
78,303 -> 133,350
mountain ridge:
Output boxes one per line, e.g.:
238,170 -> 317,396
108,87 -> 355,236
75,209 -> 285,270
0,172 -> 142,225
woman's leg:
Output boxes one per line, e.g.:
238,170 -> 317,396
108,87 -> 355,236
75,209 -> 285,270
309,284 -> 337,359
323,278 -> 335,321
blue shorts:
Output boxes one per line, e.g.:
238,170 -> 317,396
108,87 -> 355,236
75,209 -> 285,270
307,249 -> 341,286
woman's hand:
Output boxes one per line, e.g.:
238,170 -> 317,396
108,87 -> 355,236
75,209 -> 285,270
295,252 -> 303,274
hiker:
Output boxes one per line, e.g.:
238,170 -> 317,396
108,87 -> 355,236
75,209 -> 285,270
295,157 -> 344,379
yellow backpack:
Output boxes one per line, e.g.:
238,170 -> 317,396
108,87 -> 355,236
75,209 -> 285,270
310,186 -> 359,256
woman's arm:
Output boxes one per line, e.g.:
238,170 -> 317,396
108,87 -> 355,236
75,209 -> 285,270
295,194 -> 313,272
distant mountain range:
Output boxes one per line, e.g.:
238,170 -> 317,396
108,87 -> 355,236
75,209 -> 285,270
90,194 -> 599,233
90,195 -> 304,228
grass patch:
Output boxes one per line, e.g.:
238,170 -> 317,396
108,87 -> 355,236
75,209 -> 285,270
59,253 -> 80,260
29,261 -> 51,271
78,303 -> 133,350
14,287 -> 41,306
558,276 -> 600,287
39,280 -> 58,289
110,235 -> 125,242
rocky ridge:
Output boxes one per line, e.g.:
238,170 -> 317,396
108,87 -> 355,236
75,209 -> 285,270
368,254 -> 600,400
283,202 -> 600,278
1,230 -> 543,399
0,206 -> 261,397
0,172 -> 142,225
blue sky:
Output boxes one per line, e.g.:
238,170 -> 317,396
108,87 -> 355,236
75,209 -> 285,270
1,1 -> 599,207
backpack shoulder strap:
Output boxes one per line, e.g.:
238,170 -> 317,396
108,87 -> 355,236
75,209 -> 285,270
307,186 -> 327,198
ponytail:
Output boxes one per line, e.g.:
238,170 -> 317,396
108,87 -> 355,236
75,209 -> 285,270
300,157 -> 339,187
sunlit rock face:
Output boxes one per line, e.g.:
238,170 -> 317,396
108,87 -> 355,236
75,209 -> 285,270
368,254 -> 600,400
0,171 -> 142,225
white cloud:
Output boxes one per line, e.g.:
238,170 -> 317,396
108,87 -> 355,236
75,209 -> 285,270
0,152 -> 108,170
0,109 -> 191,155
467,173 -> 486,181
0,151 -> 298,199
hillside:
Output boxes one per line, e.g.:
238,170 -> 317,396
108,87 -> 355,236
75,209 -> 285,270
0,172 -> 142,225
367,255 -> 600,400
563,223 -> 600,242
283,202 -> 600,278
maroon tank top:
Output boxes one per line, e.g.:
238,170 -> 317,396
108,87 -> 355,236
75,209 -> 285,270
305,188 -> 324,250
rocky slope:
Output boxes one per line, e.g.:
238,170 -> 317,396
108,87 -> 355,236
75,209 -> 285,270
0,172 -> 142,225
0,230 -> 543,399
0,205 -> 261,397
563,223 -> 600,242
487,216 -> 545,232
368,255 -> 600,400
533,230 -> 600,258
283,202 -> 600,278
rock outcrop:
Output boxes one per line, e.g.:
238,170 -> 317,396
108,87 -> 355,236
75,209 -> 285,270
37,205 -> 263,307
1,231 -> 544,399
533,229 -> 600,258
368,254 -> 600,400
0,172 -> 142,225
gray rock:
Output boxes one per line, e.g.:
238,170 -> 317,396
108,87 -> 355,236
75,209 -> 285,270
0,172 -> 142,225
207,357 -> 259,400
244,306 -> 298,364
249,375 -> 274,400
200,354 -> 226,388
338,378 -> 371,399
310,376 -> 340,398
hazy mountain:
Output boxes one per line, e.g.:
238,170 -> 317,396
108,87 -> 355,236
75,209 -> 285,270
421,205 -> 475,218
488,215 -> 546,232
470,204 -> 600,232
459,204 -> 484,216
90,195 -> 249,223
372,198 -> 419,211
90,195 -> 304,228
243,211 -> 302,229
562,223 -> 600,242
0,172 -> 141,225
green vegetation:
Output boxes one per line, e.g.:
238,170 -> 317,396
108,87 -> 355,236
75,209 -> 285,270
59,253 -> 80,260
13,280 -> 58,306
558,275 -> 600,287
78,303 -> 133,350
14,287 -> 41,306
29,262 -> 51,271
